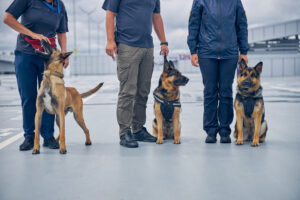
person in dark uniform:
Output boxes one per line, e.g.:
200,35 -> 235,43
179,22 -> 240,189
102,0 -> 169,148
187,0 -> 249,143
3,0 -> 69,151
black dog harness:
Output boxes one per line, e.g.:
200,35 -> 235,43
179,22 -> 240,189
236,86 -> 264,119
154,93 -> 181,122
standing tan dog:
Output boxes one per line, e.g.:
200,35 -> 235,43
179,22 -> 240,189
153,56 -> 189,144
234,59 -> 268,146
32,40 -> 103,154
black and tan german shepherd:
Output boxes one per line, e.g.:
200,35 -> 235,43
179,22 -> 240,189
152,56 -> 189,144
234,59 -> 268,146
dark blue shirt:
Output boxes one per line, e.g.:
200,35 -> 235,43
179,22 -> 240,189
102,0 -> 160,48
6,0 -> 68,55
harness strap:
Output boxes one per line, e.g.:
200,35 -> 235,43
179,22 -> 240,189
153,94 -> 181,107
154,93 -> 181,122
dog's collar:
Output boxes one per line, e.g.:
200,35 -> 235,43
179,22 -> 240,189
237,86 -> 263,98
45,70 -> 64,79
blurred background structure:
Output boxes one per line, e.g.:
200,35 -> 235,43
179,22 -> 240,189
0,0 -> 300,77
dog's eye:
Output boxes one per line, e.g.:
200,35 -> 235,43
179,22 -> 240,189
241,72 -> 247,77
251,73 -> 256,78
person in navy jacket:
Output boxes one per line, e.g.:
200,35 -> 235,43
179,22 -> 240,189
3,0 -> 69,151
187,0 -> 249,143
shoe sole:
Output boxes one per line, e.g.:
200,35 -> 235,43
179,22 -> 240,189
120,141 -> 139,148
132,139 -> 156,143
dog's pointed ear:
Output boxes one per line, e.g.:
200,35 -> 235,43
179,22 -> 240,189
164,58 -> 169,72
60,52 -> 73,61
35,49 -> 51,60
168,61 -> 175,69
254,62 -> 263,75
239,58 -> 247,72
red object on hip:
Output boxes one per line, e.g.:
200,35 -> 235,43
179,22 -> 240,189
22,35 -> 56,52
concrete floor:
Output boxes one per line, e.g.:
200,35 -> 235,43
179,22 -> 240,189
0,72 -> 300,200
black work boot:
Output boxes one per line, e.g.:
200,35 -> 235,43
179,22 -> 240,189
43,137 -> 59,149
132,127 -> 157,142
120,131 -> 139,148
220,135 -> 231,143
205,135 -> 217,143
19,137 -> 34,151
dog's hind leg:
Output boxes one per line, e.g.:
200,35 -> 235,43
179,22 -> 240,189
73,104 -> 92,146
259,120 -> 268,143
32,105 -> 44,154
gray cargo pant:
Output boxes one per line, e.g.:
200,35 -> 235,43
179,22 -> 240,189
116,43 -> 154,136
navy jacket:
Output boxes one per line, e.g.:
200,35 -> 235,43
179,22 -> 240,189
187,0 -> 249,59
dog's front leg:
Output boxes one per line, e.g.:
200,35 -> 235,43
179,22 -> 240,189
235,101 -> 244,145
155,102 -> 164,144
251,103 -> 263,147
173,108 -> 181,144
58,106 -> 67,154
32,104 -> 44,154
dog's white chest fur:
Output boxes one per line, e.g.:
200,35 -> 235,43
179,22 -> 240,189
43,88 -> 55,113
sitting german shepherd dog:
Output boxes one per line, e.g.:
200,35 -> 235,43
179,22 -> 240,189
234,59 -> 268,146
153,56 -> 189,144
32,40 -> 103,154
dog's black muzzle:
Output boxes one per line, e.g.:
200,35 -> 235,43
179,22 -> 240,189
241,78 -> 254,90
174,76 -> 189,86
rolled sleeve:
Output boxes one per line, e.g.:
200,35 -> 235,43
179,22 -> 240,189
56,2 -> 68,33
236,0 -> 249,55
102,0 -> 120,13
154,0 -> 160,13
187,0 -> 202,55
5,0 -> 30,20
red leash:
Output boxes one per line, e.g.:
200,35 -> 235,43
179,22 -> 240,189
21,34 -> 56,52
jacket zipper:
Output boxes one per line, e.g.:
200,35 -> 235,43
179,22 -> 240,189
203,12 -> 207,42
217,0 -> 222,59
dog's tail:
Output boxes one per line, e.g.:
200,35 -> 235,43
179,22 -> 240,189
81,82 -> 104,99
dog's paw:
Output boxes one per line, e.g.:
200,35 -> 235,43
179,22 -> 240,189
85,141 -> 92,146
59,149 -> 67,154
156,138 -> 164,144
32,149 -> 40,155
236,138 -> 244,145
251,140 -> 259,147
174,138 -> 181,144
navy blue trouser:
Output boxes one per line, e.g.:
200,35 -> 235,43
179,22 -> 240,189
14,51 -> 55,139
198,58 -> 238,136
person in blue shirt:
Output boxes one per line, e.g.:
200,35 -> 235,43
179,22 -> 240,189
3,0 -> 69,151
187,0 -> 249,144
102,0 -> 169,148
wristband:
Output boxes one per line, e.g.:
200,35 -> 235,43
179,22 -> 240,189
160,42 -> 168,46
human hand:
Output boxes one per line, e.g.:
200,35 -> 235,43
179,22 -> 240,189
31,33 -> 50,43
239,54 -> 248,64
191,54 -> 199,67
106,40 -> 117,59
161,44 -> 169,56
